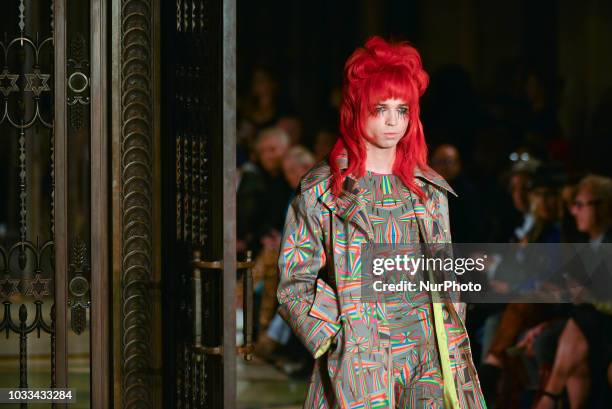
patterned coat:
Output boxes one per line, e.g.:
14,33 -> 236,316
277,156 -> 486,408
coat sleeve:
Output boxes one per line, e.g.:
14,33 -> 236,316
277,192 -> 341,357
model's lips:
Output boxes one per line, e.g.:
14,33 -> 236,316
383,132 -> 400,136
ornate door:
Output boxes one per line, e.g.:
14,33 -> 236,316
160,0 -> 241,408
0,0 -> 109,408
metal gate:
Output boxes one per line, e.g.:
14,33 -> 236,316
161,0 -> 240,408
1,0 -> 237,407
0,0 -> 109,407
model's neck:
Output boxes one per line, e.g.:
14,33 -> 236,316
364,144 -> 396,174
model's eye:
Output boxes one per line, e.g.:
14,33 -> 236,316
397,107 -> 408,116
376,106 -> 386,115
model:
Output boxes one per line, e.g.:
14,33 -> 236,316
277,36 -> 486,408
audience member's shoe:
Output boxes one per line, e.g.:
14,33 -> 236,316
479,363 -> 502,408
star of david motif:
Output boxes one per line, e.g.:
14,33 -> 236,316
0,275 -> 20,299
24,69 -> 51,96
23,273 -> 51,299
0,69 -> 19,97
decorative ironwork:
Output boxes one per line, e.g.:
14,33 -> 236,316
0,69 -> 19,97
0,35 -> 54,129
169,1 -> 214,407
0,239 -> 55,390
0,240 -> 55,302
120,0 -> 154,408
183,131 -> 191,242
183,0 -> 189,33
67,34 -> 91,130
175,67 -> 209,247
0,0 -> 58,405
168,2 -> 214,408
51,0 -> 55,35
23,273 -> 52,299
177,133 -> 182,240
18,0 -> 26,34
199,0 -> 204,32
67,238 -> 90,335
177,0 -> 183,32
24,68 -> 51,96
0,275 -> 20,299
0,300 -> 54,390
199,138 -> 207,244
19,126 -> 27,245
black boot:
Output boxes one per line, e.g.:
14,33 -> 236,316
479,363 -> 502,408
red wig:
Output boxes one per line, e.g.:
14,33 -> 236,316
329,36 -> 431,200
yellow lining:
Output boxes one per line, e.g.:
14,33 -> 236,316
430,270 -> 460,408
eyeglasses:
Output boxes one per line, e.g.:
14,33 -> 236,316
572,199 -> 602,209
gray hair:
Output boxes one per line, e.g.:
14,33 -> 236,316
578,174 -> 612,222
285,146 -> 315,168
255,127 -> 290,149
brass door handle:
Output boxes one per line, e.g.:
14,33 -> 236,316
191,250 -> 255,361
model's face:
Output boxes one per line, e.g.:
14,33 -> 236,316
363,98 -> 409,150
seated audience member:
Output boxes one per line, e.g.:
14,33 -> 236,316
509,159 -> 541,243
560,177 -> 587,242
532,175 -> 612,409
431,143 -> 481,243
237,127 -> 292,255
480,165 -> 566,408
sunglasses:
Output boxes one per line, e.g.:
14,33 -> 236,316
572,199 -> 602,209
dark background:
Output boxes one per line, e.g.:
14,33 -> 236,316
237,0 -> 612,177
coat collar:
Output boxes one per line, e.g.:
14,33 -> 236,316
317,150 -> 456,241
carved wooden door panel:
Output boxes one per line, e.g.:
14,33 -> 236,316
0,0 -> 109,408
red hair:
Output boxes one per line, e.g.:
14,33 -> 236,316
329,36 -> 430,200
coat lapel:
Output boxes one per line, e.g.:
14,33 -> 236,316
318,176 -> 374,241
316,149 -> 456,242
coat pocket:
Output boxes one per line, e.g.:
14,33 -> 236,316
308,278 -> 340,324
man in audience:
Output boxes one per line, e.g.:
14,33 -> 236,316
431,143 -> 481,242
237,127 -> 292,254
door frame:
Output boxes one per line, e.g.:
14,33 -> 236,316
221,0 -> 237,406
54,0 -> 111,407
